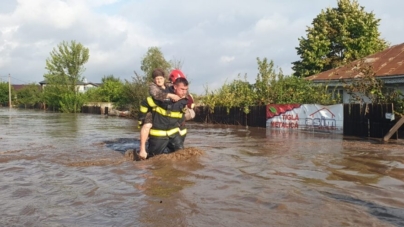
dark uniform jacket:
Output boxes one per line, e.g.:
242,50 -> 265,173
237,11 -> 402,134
139,96 -> 188,137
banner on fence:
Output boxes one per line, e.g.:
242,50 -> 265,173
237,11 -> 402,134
266,104 -> 343,133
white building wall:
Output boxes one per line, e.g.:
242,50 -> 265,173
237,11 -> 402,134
77,84 -> 97,93
342,86 -> 404,104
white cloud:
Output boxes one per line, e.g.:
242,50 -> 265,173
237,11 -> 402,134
220,56 -> 235,64
14,0 -> 80,29
254,14 -> 288,34
83,0 -> 120,7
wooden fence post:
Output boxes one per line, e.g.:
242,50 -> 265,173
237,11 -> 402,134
383,117 -> 404,142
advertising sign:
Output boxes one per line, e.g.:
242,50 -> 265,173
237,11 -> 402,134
266,104 -> 343,134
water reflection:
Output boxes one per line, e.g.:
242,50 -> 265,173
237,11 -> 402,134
1,108 -> 404,226
323,192 -> 404,226
44,113 -> 80,138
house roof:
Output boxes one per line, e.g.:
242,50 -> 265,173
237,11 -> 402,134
12,84 -> 27,91
306,42 -> 404,82
12,84 -> 42,91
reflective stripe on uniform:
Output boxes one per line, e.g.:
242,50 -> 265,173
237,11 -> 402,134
140,105 -> 149,113
179,128 -> 187,136
144,96 -> 184,118
154,106 -> 183,118
146,97 -> 157,107
150,127 -> 179,136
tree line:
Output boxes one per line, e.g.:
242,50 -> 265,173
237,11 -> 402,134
1,44 -> 175,115
1,0 -> 403,115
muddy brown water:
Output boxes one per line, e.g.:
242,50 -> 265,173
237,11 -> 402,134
1,108 -> 404,227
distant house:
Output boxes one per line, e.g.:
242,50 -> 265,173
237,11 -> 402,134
11,84 -> 41,95
39,78 -> 100,93
306,43 -> 404,103
11,84 -> 30,91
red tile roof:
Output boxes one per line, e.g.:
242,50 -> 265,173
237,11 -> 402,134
12,84 -> 41,91
307,42 -> 404,81
12,84 -> 27,91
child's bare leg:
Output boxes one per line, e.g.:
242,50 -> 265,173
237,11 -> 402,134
139,123 -> 152,159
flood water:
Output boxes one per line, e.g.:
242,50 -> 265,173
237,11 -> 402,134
1,108 -> 404,227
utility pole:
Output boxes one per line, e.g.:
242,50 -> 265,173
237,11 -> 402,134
9,74 -> 12,108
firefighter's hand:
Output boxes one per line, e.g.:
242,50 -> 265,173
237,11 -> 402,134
138,150 -> 147,160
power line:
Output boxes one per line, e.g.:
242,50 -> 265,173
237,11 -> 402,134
0,75 -> 38,84
10,76 -> 33,84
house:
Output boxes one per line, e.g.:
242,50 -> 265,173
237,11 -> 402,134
306,42 -> 404,103
39,78 -> 100,93
11,84 -> 31,91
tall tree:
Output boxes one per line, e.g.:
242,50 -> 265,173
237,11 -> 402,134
292,0 -> 388,78
140,47 -> 171,82
254,58 -> 277,105
43,40 -> 90,112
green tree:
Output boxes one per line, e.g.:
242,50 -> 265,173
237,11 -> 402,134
254,58 -> 279,105
292,0 -> 388,78
231,75 -> 256,114
84,86 -> 102,102
201,57 -> 338,111
84,76 -> 127,110
211,75 -> 256,114
122,72 -> 149,117
343,60 -> 404,114
0,81 -> 14,106
43,40 -> 90,112
123,47 -> 173,116
201,85 -> 218,113
271,76 -> 338,105
59,92 -> 86,113
98,75 -> 124,103
140,47 -> 171,82
15,83 -> 42,108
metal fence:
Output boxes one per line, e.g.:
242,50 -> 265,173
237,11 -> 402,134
193,106 -> 267,128
80,103 -> 403,139
194,104 -> 403,138
343,103 -> 403,139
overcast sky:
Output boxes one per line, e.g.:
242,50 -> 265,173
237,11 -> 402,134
1,0 -> 403,94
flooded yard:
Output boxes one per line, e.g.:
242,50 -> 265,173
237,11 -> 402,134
1,108 -> 404,226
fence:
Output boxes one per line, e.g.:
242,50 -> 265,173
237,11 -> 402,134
82,106 -> 103,115
193,106 -> 267,128
80,103 -> 403,139
195,104 -> 403,139
343,103 -> 403,139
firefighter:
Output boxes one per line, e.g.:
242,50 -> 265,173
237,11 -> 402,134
167,70 -> 195,143
138,77 -> 190,159
168,69 -> 195,121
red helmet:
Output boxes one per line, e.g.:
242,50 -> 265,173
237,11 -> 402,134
169,69 -> 186,82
